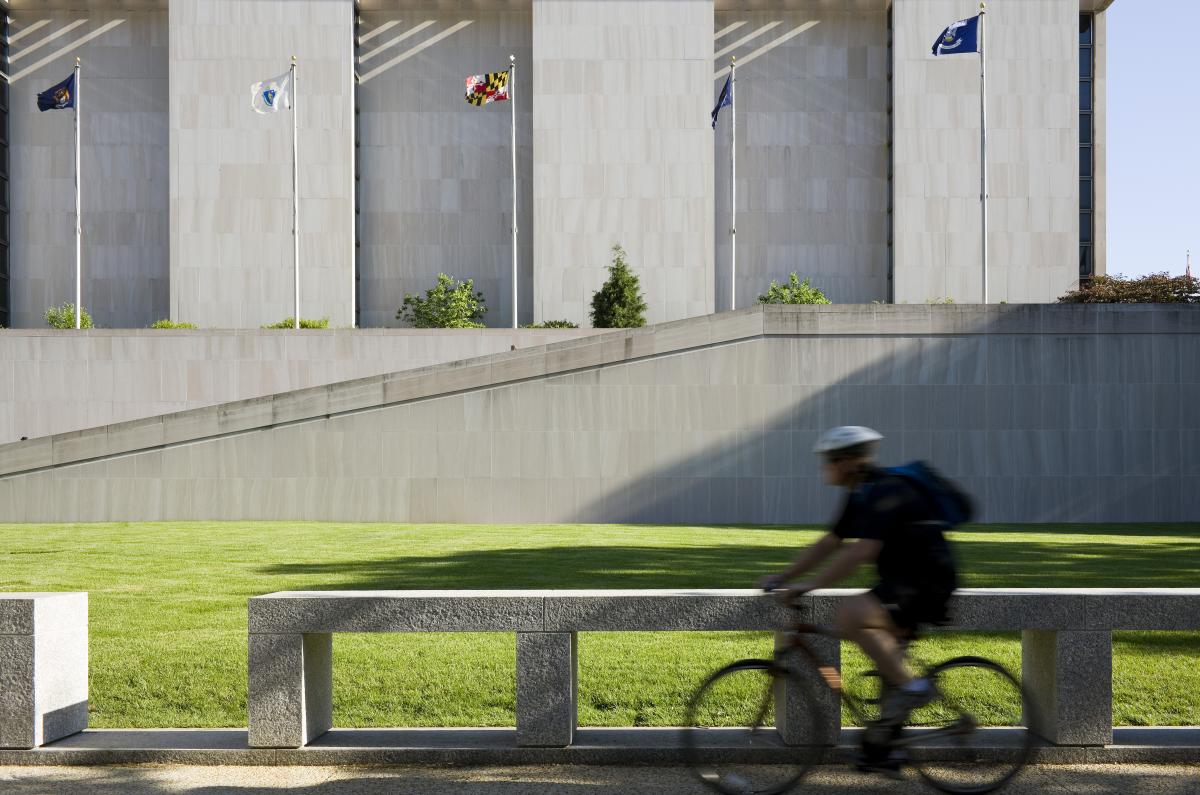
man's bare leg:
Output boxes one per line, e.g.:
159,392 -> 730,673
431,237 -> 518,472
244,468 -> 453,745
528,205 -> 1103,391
834,593 -> 912,687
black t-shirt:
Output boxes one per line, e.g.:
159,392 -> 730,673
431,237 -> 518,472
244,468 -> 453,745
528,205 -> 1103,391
831,467 -> 958,592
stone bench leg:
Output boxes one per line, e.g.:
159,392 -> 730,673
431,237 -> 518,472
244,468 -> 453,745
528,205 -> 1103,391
1021,630 -> 1112,746
774,631 -> 840,746
248,632 -> 333,748
0,593 -> 89,749
516,632 -> 577,747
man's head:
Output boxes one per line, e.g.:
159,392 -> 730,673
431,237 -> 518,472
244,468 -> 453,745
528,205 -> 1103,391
813,426 -> 883,487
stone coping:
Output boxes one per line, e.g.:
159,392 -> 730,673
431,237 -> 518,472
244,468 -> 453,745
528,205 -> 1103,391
1,304 -> 1196,478
1,727 -> 1195,766
249,588 -> 1200,634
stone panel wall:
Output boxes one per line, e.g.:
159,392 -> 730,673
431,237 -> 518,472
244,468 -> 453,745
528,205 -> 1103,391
0,305 -> 1191,524
7,8 -> 168,329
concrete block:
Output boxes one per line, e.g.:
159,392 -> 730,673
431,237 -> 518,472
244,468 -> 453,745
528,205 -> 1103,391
0,438 -> 53,476
52,427 -> 111,465
0,593 -> 88,749
248,592 -> 545,634
1084,590 -> 1200,631
945,590 -> 1088,631
247,632 -> 332,748
272,386 -> 330,426
775,630 -> 840,746
1021,630 -> 1112,746
516,632 -> 577,747
105,416 -> 166,457
543,591 -> 793,632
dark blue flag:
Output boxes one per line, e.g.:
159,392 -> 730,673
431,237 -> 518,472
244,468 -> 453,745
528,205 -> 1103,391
37,73 -> 76,112
932,15 -> 980,56
711,74 -> 732,129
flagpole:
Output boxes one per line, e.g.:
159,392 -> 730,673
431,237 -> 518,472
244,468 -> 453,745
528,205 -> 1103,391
979,3 -> 988,304
74,57 -> 82,330
730,55 -> 737,312
509,54 -> 518,329
291,56 -> 300,330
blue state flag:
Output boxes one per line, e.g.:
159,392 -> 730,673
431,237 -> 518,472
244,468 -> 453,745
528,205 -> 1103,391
37,73 -> 76,112
932,15 -> 980,56
711,74 -> 732,129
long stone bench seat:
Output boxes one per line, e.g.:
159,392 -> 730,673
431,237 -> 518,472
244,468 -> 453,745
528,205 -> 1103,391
249,587 -> 1200,633
246,588 -> 1200,750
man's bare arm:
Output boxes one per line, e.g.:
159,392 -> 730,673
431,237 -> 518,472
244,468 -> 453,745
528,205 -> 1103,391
806,538 -> 882,590
764,532 -> 842,586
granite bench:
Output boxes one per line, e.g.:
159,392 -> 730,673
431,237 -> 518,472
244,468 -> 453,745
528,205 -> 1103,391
0,592 -> 89,749
246,588 -> 1200,749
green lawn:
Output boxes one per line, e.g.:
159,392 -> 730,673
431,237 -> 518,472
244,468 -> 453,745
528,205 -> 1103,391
1,522 -> 1197,728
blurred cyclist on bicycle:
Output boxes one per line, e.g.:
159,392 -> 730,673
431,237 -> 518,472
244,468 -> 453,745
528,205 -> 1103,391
759,426 -> 961,771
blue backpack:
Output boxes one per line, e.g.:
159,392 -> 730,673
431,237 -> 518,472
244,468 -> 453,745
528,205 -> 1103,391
884,460 -> 975,527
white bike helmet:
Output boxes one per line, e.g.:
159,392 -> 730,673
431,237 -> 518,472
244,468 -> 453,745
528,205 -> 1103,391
813,426 -> 883,456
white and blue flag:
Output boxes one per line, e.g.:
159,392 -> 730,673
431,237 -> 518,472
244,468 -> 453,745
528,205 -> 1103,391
250,70 -> 292,114
932,15 -> 980,56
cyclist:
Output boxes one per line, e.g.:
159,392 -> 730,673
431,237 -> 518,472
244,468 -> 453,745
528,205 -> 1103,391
759,426 -> 960,773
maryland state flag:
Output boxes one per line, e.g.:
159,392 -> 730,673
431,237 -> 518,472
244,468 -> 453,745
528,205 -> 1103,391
37,73 -> 76,112
464,70 -> 509,106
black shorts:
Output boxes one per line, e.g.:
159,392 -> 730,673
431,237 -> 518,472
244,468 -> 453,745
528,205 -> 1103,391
870,581 -> 954,633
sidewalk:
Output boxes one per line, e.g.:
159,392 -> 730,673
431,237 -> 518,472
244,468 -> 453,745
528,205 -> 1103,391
0,764 -> 1197,794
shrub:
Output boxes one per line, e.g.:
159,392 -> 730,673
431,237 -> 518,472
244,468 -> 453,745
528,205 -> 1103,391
926,297 -> 955,305
1058,273 -> 1200,304
45,302 -> 94,329
757,273 -> 831,305
397,274 -> 487,328
522,320 -> 579,329
150,319 -> 197,329
589,244 -> 648,328
263,317 -> 330,329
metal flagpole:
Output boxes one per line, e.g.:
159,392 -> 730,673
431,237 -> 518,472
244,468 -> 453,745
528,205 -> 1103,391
730,55 -> 737,311
291,56 -> 300,329
979,3 -> 988,304
509,54 -> 518,329
74,57 -> 82,329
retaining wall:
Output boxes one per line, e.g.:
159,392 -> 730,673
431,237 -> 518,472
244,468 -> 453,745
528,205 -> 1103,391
0,304 -> 1195,523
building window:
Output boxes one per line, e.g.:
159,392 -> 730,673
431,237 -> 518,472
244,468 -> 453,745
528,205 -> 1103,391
1079,13 -> 1094,281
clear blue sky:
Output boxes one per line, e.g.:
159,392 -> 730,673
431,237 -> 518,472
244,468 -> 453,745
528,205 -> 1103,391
1106,1 -> 1199,277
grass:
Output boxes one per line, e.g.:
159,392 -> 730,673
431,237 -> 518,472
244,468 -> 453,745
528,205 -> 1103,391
0,522 -> 1196,728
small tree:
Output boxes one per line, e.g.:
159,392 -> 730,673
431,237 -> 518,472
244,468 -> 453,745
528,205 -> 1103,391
590,244 -> 647,328
522,319 -> 579,329
45,302 -> 94,329
1058,273 -> 1200,304
757,273 -> 831,305
398,273 -> 487,328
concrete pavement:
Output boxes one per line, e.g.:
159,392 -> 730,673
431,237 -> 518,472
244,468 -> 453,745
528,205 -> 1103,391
0,764 -> 1196,794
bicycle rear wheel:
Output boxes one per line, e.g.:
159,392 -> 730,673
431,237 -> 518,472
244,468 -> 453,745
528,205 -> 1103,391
683,659 -> 819,795
902,656 -> 1035,794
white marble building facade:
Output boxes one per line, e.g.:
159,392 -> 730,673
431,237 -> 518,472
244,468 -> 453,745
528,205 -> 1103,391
0,0 -> 1113,329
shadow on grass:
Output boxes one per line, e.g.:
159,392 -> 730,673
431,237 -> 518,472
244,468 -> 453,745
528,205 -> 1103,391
258,538 -> 1200,591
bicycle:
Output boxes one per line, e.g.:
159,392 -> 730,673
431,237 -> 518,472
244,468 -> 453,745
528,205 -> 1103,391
683,604 -> 1036,795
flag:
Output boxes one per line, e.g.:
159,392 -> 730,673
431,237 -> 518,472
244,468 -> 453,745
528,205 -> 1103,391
465,71 -> 509,106
37,73 -> 76,112
932,15 -> 980,56
250,70 -> 292,114
711,74 -> 732,129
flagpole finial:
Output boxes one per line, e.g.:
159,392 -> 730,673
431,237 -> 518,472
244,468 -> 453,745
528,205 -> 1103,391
510,54 -> 516,65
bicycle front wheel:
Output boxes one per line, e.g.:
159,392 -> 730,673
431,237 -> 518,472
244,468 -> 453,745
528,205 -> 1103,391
683,659 -> 819,795
902,655 -> 1035,794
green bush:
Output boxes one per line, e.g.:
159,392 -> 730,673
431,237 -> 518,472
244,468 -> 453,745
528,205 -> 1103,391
522,320 -> 579,329
1058,273 -> 1200,303
149,319 -> 197,329
262,317 -> 330,329
45,302 -> 94,329
757,273 -> 831,305
397,274 -> 487,328
590,244 -> 648,328
926,297 -> 955,305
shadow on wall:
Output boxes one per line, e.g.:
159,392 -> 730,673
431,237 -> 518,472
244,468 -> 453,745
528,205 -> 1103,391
258,538 -> 1200,592
566,320 -> 1185,525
